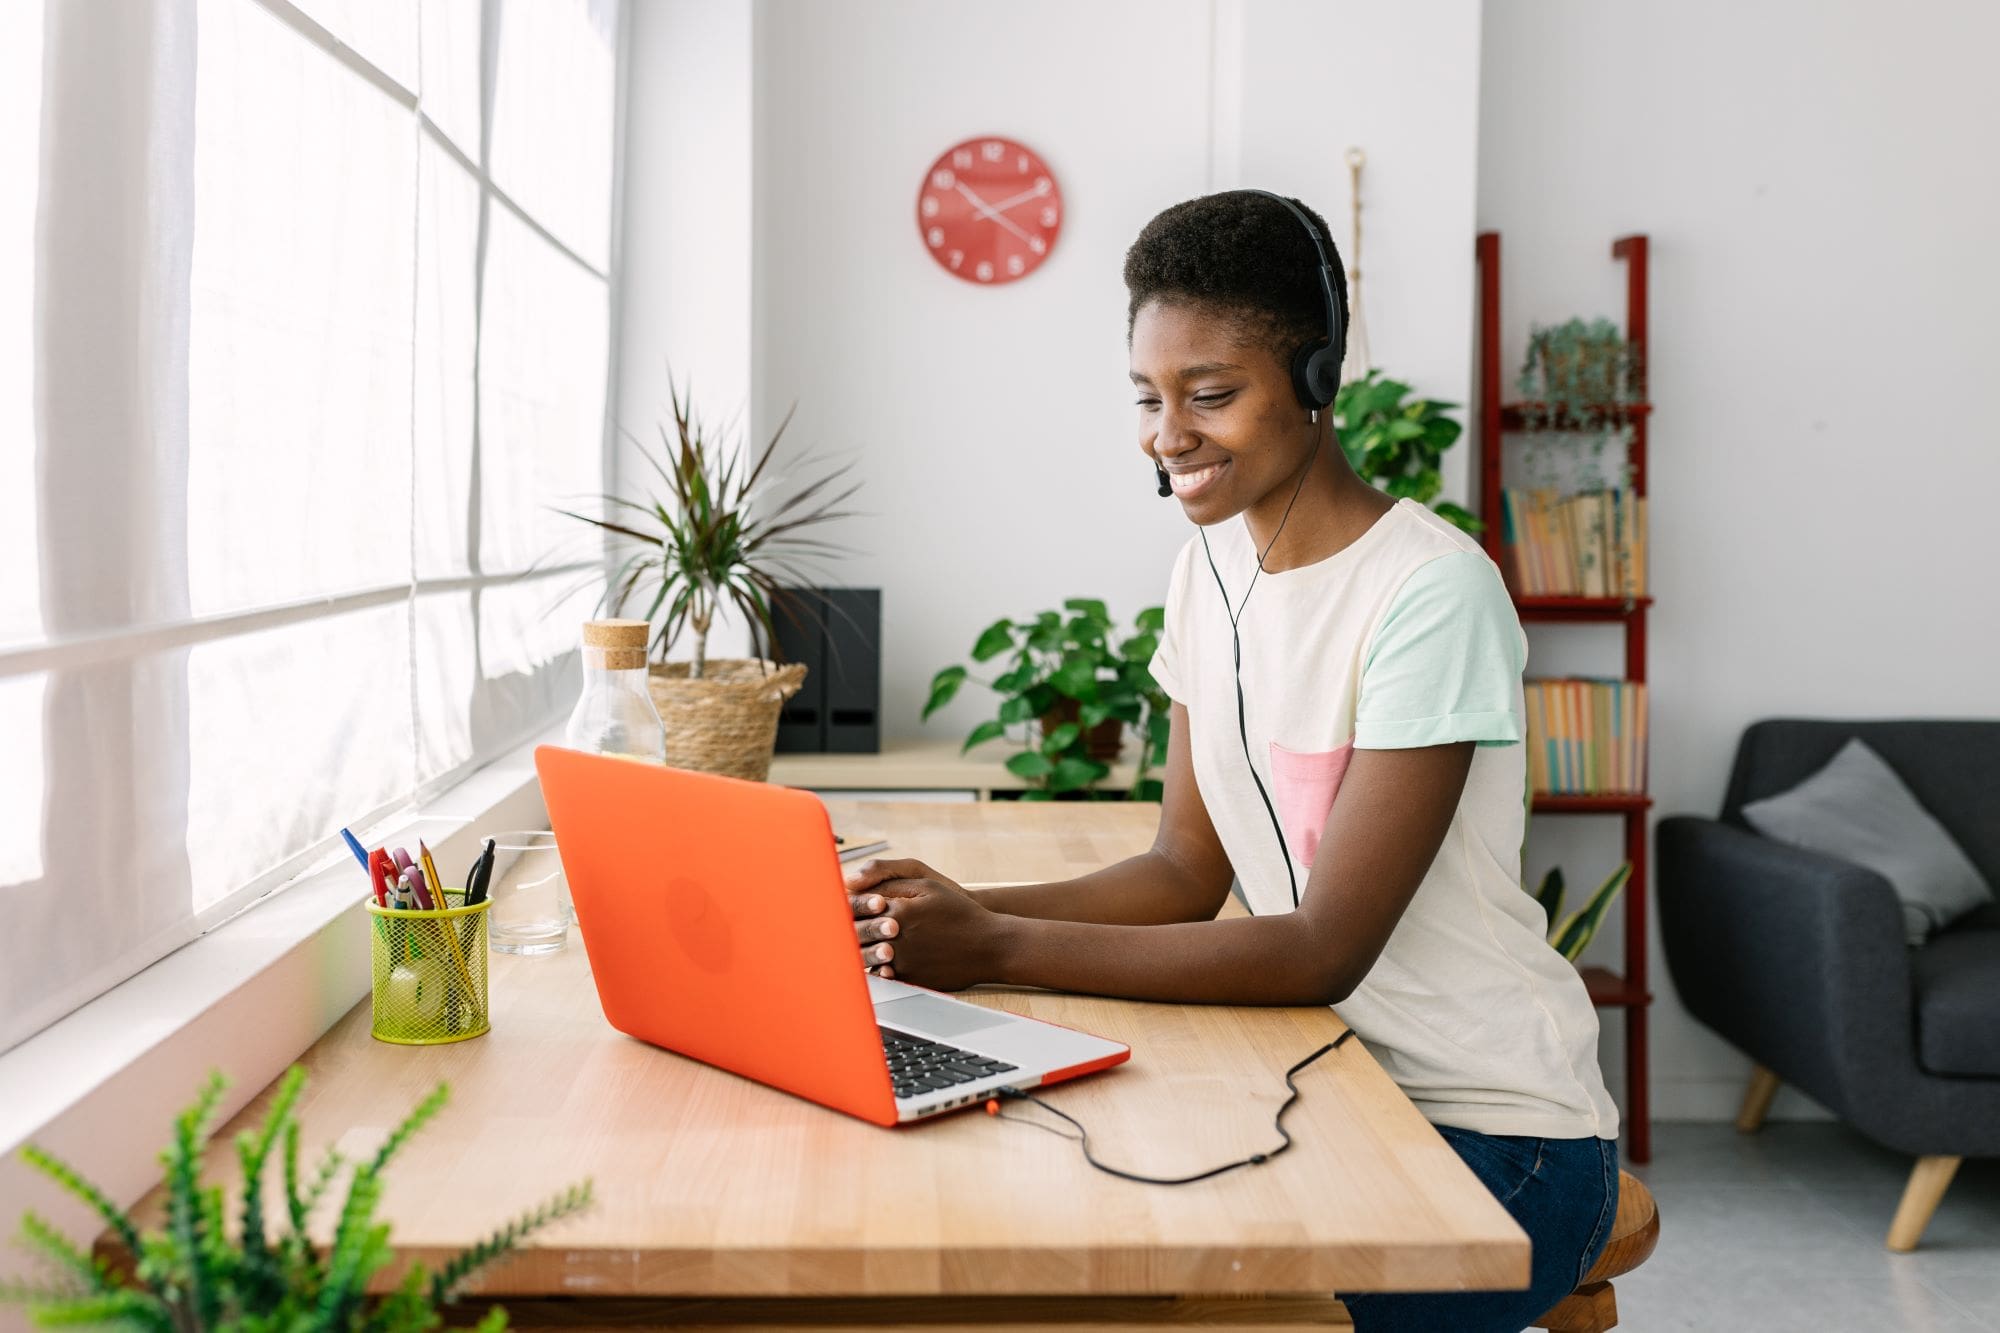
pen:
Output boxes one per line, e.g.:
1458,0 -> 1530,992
368,849 -> 395,908
407,862 -> 435,911
465,838 -> 497,906
340,827 -> 370,871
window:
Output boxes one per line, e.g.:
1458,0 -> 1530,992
1,0 -> 623,1055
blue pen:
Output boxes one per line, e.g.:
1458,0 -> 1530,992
340,827 -> 370,871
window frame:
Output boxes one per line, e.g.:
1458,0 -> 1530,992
0,0 -> 626,1092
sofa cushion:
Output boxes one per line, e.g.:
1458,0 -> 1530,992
1720,720 -> 2000,888
1741,738 -> 1994,945
1913,931 -> 2000,1077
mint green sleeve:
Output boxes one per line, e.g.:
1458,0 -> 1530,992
1353,551 -> 1525,750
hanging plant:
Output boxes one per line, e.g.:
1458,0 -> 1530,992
1514,318 -> 1642,490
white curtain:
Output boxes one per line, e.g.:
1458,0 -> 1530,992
1,0 -> 621,1055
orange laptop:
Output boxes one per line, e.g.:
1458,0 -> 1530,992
534,746 -> 1130,1126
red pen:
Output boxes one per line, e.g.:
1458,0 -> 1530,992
368,849 -> 394,908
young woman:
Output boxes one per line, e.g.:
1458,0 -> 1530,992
844,190 -> 1618,1332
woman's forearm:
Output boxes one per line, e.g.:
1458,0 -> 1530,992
988,911 -> 1344,1006
972,849 -> 1230,926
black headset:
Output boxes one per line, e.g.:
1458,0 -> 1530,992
1151,191 -> 1348,911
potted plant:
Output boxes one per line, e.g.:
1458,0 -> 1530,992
1513,317 -> 1643,491
1515,317 -> 1641,428
922,600 -> 1170,801
559,377 -> 860,782
1331,369 -> 1480,536
3,1065 -> 591,1331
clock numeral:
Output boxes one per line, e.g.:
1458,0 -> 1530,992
1029,235 -> 1046,255
1017,154 -> 1030,173
953,148 -> 973,169
928,226 -> 944,247
932,167 -> 955,190
982,141 -> 1004,162
1007,254 -> 1025,276
921,195 -> 940,218
975,260 -> 994,281
1040,205 -> 1059,227
1036,176 -> 1051,193
948,249 -> 964,270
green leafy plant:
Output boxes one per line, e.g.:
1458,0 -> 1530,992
1331,369 -> 1480,536
559,375 -> 861,678
3,1066 -> 592,1332
1531,862 -> 1632,962
922,600 -> 1170,802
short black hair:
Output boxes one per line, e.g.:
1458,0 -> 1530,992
1122,190 -> 1347,369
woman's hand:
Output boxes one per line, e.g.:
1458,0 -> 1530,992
846,882 -> 900,973
843,858 -> 1009,991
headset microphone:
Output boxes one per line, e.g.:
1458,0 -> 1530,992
1155,465 -> 1172,497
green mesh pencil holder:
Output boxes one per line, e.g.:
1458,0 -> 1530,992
367,889 -> 491,1044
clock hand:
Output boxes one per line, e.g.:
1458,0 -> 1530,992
954,181 -> 1036,245
985,179 -> 1052,215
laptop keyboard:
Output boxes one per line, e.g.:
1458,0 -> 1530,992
880,1026 -> 1018,1101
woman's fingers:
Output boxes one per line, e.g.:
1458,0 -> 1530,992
861,942 -> 895,968
848,892 -> 887,919
853,914 -> 900,946
844,858 -> 937,895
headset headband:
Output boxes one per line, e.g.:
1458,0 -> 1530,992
1242,189 -> 1347,410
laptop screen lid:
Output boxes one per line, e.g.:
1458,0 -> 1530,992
534,746 -> 899,1126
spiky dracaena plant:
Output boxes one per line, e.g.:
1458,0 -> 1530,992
3,1066 -> 592,1332
559,377 -> 862,680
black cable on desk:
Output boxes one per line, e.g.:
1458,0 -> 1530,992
986,1028 -> 1355,1186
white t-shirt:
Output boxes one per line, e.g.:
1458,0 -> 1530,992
1148,497 -> 1618,1140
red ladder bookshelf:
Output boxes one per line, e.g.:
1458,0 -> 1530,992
1476,230 -> 1654,1163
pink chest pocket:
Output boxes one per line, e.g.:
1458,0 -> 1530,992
1267,739 -> 1355,869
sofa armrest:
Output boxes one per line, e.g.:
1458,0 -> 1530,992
1657,815 -> 1914,1115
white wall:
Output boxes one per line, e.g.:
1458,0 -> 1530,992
615,0 -> 755,660
1479,0 -> 2000,1120
746,0 -> 1483,746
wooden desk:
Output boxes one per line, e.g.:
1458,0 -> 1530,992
140,802 -> 1526,1329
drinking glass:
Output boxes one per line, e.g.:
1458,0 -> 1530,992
484,831 -> 572,955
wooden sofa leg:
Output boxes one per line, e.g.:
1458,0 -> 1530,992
1887,1155 -> 1962,1252
1735,1065 -> 1780,1133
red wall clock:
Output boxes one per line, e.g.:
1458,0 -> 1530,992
916,136 -> 1062,285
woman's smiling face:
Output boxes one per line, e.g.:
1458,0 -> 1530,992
1130,298 -> 1310,526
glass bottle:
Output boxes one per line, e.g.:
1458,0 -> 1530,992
564,619 -> 667,762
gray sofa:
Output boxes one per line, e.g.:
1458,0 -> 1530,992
1658,719 -> 2000,1251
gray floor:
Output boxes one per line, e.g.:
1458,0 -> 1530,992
1615,1123 -> 2000,1331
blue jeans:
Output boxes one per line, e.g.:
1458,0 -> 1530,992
1339,1126 -> 1620,1333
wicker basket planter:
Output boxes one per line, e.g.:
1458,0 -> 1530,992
647,659 -> 807,782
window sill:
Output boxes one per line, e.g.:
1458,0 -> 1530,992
0,727 -> 563,1215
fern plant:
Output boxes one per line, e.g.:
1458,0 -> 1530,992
3,1066 -> 592,1332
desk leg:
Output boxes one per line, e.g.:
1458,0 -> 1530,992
451,1294 -> 1355,1329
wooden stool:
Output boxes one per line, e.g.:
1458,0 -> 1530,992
1533,1170 -> 1660,1332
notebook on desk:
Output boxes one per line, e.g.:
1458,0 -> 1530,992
534,747 -> 1130,1125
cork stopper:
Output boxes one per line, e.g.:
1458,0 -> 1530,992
581,619 -> 649,670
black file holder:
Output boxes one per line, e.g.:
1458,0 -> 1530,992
773,587 -> 879,753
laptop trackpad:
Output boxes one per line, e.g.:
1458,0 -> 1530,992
876,992 -> 1011,1040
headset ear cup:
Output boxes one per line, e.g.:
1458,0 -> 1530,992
1291,340 -> 1337,411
